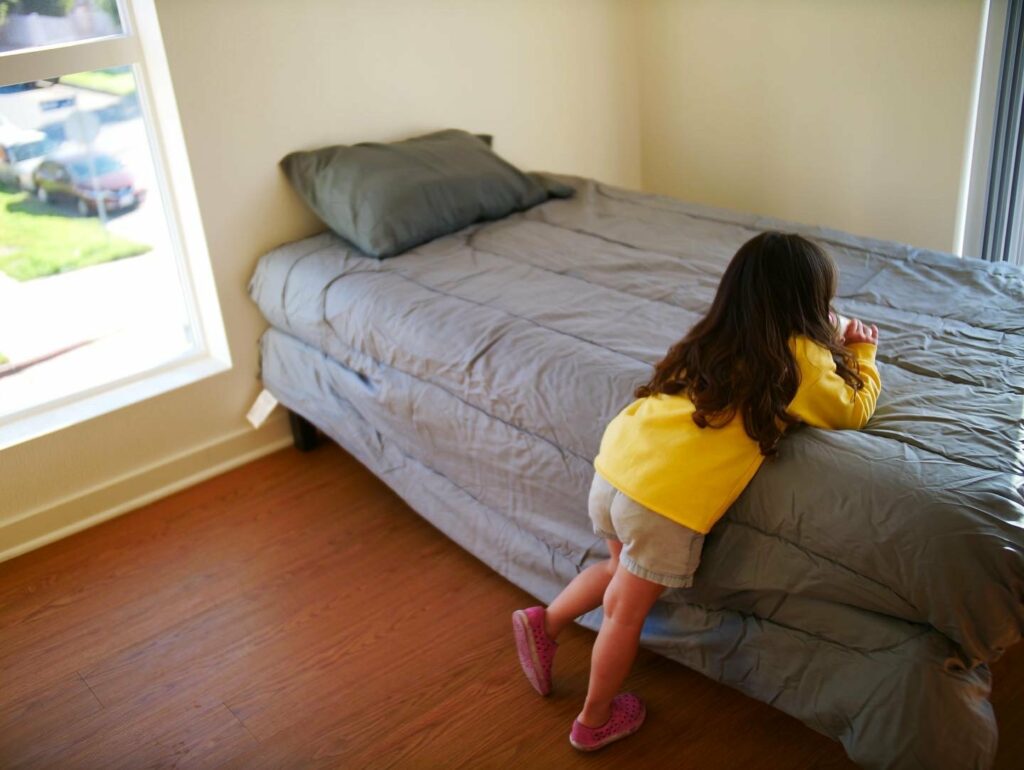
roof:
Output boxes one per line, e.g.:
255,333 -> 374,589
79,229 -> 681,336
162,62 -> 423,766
0,123 -> 46,145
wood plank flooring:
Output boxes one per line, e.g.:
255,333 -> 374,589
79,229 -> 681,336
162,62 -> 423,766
1,443 -> 1020,768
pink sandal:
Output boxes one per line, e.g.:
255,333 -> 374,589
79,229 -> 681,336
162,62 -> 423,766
569,693 -> 647,751
511,606 -> 558,696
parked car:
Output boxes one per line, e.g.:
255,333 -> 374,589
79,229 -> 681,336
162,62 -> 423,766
0,124 -> 51,190
32,153 -> 145,216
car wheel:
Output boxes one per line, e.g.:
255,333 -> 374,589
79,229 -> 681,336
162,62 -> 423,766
77,199 -> 90,217
36,187 -> 48,204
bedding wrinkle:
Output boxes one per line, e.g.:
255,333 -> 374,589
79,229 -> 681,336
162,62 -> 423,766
722,519 -> 918,617
470,224 -> 724,312
278,251 -> 306,333
591,179 -> 1023,331
299,312 -> 599,469
251,176 -> 1023,770
389,264 -> 649,365
596,180 -> 1020,298
479,222 -> 1022,396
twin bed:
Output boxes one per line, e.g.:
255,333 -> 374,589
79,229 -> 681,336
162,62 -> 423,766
250,168 -> 1024,769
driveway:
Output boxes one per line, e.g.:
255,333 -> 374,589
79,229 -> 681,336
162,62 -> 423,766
0,246 -> 192,419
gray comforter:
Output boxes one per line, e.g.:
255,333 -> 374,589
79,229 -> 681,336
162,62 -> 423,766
250,177 -> 1024,769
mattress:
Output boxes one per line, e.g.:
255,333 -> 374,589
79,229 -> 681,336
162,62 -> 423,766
250,176 -> 1024,769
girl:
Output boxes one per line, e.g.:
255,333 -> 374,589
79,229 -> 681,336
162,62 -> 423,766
512,231 -> 881,751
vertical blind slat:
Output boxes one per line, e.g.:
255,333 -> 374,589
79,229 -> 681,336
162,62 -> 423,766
983,0 -> 1024,263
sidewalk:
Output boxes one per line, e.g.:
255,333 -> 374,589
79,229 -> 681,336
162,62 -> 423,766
0,251 -> 192,416
0,250 -> 183,360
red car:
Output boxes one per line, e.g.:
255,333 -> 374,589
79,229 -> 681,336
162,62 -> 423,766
32,153 -> 145,216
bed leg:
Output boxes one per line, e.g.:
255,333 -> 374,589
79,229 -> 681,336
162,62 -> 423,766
288,410 -> 320,452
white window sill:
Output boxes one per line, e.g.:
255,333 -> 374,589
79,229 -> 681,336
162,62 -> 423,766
0,347 -> 230,451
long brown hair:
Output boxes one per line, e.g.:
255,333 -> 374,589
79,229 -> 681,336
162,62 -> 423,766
635,231 -> 864,456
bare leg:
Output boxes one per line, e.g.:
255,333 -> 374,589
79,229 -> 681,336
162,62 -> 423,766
578,564 -> 664,727
545,541 -> 622,640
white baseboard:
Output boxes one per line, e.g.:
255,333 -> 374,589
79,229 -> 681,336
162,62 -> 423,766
0,414 -> 293,564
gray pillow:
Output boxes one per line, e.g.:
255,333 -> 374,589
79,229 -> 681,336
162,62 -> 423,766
280,129 -> 573,259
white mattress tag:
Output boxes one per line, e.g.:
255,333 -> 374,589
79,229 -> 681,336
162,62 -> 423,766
247,388 -> 279,428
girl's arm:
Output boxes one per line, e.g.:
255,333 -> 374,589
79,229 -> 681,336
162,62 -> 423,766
787,340 -> 881,430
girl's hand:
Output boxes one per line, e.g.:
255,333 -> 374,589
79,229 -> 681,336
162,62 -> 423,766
830,311 -> 850,342
843,317 -> 879,346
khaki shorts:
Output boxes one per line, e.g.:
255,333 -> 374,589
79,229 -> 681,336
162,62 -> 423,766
588,473 -> 705,588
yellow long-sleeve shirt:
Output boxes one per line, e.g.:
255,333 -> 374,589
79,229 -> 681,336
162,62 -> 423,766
593,337 -> 881,534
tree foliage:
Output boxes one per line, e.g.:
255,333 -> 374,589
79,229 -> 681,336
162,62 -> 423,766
2,0 -> 73,18
1,1 -> 121,22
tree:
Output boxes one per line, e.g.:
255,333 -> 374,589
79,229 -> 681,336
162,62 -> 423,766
1,1 -> 74,18
0,1 -> 121,23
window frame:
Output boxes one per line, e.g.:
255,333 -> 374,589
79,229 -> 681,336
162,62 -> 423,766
957,0 -> 1024,265
0,0 -> 231,450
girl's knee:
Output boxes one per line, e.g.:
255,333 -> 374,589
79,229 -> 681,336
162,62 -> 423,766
602,566 -> 664,626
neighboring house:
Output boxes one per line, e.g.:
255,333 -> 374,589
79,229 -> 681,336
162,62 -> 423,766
0,83 -> 119,139
0,5 -> 118,53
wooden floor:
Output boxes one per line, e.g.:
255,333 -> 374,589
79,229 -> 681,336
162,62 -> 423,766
1,443 -> 1020,769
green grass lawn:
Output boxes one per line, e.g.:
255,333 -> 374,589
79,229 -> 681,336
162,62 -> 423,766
59,69 -> 136,96
0,189 -> 151,281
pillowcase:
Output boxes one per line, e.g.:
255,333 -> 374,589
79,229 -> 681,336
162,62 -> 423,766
280,129 -> 573,259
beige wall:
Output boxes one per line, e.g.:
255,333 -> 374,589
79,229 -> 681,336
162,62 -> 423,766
636,0 -> 984,252
0,0 -> 642,560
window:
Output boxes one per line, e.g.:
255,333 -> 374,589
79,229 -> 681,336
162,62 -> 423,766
959,0 -> 1024,266
0,0 -> 229,449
